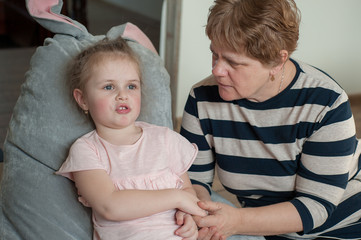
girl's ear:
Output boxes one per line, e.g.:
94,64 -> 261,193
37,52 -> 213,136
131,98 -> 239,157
73,89 -> 88,111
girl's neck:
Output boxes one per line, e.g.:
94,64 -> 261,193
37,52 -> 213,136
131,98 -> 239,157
96,124 -> 143,146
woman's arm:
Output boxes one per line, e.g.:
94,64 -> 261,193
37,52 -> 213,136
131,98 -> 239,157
73,169 -> 206,221
192,185 -> 302,239
195,200 -> 302,238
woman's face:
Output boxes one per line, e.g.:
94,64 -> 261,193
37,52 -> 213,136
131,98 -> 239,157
211,44 -> 276,102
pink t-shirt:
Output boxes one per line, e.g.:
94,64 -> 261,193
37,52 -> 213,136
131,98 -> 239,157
57,121 -> 198,240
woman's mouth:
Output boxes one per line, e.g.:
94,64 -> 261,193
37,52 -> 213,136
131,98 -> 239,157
218,82 -> 232,89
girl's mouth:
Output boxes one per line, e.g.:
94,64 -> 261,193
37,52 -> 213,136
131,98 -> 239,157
116,105 -> 130,114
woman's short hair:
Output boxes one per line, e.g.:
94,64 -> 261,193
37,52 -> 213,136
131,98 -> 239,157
206,0 -> 301,66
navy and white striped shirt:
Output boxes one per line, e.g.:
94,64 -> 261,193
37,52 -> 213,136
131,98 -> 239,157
181,59 -> 361,239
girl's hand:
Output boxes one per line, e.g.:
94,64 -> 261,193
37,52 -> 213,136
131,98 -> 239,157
176,190 -> 208,217
175,211 -> 198,240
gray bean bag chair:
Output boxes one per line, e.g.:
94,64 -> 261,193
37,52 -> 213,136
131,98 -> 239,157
0,0 -> 172,239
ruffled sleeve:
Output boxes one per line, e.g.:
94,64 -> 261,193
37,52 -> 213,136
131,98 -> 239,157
166,129 -> 198,176
56,134 -> 107,181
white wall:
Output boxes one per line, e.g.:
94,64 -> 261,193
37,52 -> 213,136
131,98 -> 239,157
292,0 -> 361,95
174,0 -> 361,118
176,0 -> 213,117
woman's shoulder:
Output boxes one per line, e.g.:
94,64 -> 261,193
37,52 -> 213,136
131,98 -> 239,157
194,74 -> 217,87
187,75 -> 225,102
292,58 -> 344,94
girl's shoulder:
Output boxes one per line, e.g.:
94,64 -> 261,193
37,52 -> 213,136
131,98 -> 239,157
70,130 -> 101,150
136,121 -> 188,142
135,121 -> 170,133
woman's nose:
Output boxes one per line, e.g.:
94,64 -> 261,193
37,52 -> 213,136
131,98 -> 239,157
212,59 -> 227,77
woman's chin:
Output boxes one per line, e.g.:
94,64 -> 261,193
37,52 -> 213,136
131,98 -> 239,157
219,90 -> 241,102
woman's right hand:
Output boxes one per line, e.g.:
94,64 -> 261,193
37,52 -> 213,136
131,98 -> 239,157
197,226 -> 224,240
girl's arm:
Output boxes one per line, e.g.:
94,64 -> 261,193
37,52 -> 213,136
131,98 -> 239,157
180,172 -> 197,195
73,169 -> 206,221
175,173 -> 202,239
192,184 -> 212,201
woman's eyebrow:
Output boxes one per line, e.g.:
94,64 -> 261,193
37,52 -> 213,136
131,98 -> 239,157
210,45 -> 235,60
209,45 -> 216,54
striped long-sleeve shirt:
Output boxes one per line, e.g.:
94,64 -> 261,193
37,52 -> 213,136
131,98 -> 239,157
180,59 -> 361,239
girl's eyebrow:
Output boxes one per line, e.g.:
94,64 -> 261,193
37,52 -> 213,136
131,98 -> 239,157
94,78 -> 113,84
128,79 -> 141,83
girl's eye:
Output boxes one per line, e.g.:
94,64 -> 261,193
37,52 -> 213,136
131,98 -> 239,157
128,84 -> 137,90
104,85 -> 114,90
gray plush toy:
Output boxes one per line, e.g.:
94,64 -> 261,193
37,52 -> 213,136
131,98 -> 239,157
0,1 -> 172,239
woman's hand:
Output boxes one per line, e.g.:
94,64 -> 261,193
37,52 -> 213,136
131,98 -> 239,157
197,226 -> 224,240
175,211 -> 199,240
194,201 -> 240,239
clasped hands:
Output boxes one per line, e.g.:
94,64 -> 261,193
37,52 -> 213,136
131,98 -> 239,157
176,200 -> 238,240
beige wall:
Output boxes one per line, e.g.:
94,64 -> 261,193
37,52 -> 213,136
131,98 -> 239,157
170,0 -> 361,119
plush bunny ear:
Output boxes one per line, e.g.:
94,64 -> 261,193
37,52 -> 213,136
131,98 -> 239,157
108,22 -> 158,54
0,1 -> 172,240
25,0 -> 159,54
26,0 -> 89,37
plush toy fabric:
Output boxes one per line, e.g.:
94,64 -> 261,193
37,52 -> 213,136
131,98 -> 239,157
0,1 -> 172,239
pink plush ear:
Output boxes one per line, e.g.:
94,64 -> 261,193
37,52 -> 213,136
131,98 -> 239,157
122,22 -> 158,55
27,0 -> 81,29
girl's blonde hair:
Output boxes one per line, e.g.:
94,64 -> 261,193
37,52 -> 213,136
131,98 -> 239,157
68,37 -> 141,97
206,0 -> 300,66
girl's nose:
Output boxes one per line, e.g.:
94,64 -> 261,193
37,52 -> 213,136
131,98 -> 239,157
212,59 -> 227,77
116,90 -> 128,100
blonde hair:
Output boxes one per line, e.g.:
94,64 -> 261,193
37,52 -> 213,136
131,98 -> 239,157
206,0 -> 300,66
68,37 -> 141,97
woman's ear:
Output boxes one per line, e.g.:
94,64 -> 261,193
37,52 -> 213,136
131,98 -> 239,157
271,50 -> 289,75
279,50 -> 289,65
73,89 -> 88,111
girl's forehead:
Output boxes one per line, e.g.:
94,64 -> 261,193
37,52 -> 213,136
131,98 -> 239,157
89,54 -> 136,70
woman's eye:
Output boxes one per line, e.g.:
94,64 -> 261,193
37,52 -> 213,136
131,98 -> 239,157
228,60 -> 244,68
228,61 -> 239,67
104,85 -> 114,90
212,53 -> 218,61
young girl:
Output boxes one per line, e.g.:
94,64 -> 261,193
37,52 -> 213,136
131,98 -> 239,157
56,37 -> 206,240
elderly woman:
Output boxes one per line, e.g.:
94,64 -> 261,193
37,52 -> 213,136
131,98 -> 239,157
180,0 -> 361,239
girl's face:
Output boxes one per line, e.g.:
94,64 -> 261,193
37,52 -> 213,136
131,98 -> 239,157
210,44 -> 278,102
75,55 -> 141,133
